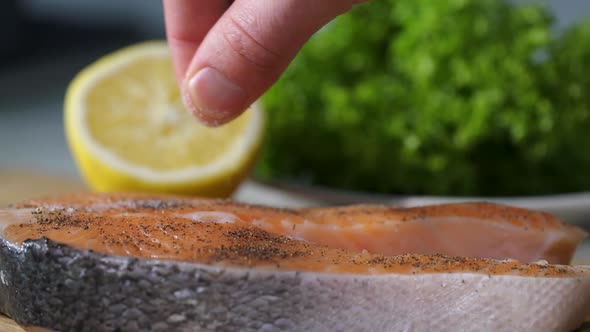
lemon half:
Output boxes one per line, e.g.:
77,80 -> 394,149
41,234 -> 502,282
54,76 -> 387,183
65,41 -> 264,197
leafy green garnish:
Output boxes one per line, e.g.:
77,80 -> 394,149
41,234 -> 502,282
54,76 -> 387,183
256,0 -> 590,196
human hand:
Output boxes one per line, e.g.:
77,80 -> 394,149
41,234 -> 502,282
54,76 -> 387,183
163,0 -> 367,126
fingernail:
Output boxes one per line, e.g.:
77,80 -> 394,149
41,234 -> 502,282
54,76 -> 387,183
183,67 -> 247,126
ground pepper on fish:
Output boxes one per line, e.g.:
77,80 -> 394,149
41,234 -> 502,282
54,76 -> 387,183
2,194 -> 580,278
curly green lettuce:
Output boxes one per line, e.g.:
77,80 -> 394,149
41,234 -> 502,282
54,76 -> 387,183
256,0 -> 590,196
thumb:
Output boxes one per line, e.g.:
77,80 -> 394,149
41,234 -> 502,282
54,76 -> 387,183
181,0 -> 364,126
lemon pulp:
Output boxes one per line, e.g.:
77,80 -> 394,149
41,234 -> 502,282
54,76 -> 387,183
64,41 -> 264,197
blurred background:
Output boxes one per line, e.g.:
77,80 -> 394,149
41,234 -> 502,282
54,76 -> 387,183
1,0 -> 590,232
0,0 -> 165,176
0,0 -> 588,178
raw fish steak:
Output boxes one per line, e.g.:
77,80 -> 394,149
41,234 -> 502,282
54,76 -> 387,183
0,193 -> 588,332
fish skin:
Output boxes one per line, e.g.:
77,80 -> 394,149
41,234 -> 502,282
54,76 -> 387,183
0,193 -> 589,331
0,238 -> 589,332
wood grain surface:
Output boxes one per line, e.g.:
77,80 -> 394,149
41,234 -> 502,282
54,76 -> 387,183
0,168 -> 86,208
0,315 -> 24,332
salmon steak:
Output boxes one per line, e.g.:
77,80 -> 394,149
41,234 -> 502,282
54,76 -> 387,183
0,193 -> 588,332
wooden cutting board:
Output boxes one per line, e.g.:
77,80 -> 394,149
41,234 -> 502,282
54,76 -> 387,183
0,168 -> 87,208
0,316 -> 23,332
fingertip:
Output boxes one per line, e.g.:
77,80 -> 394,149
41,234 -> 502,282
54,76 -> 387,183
181,67 -> 248,127
181,88 -> 238,128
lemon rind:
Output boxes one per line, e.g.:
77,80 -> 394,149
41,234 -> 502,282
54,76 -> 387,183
65,41 -> 264,185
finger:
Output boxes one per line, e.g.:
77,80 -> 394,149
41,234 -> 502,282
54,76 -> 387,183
162,0 -> 230,84
181,0 -> 366,126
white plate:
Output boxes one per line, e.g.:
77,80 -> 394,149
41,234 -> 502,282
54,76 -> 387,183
234,179 -> 590,226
